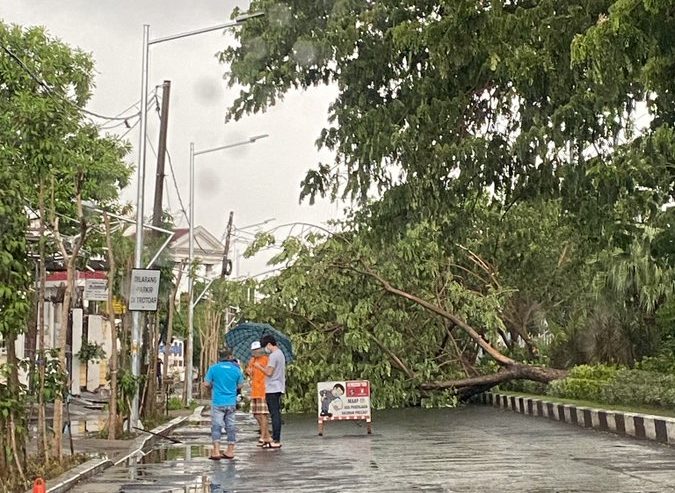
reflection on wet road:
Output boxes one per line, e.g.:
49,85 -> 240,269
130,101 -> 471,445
71,406 -> 675,492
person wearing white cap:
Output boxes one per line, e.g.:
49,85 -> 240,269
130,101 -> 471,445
245,340 -> 272,446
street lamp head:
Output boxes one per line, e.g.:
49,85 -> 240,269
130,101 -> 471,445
235,11 -> 265,23
249,134 -> 269,143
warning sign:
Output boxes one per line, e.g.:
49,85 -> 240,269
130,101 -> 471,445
128,269 -> 161,311
317,380 -> 371,420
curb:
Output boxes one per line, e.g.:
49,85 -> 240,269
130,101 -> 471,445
35,457 -> 113,493
480,392 -> 675,447
114,414 -> 188,465
33,415 -> 188,493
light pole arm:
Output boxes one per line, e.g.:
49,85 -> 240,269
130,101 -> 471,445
149,12 -> 264,45
194,134 -> 269,156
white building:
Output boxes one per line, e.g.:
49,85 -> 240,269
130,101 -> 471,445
169,226 -> 226,291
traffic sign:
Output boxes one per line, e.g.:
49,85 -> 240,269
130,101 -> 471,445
128,269 -> 161,311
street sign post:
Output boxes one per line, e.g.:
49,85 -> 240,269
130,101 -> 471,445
129,268 -> 161,311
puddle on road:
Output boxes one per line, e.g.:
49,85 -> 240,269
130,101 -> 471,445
140,444 -> 209,464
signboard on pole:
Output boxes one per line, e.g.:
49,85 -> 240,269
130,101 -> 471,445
83,279 -> 108,301
317,380 -> 372,435
112,297 -> 126,314
128,269 -> 161,311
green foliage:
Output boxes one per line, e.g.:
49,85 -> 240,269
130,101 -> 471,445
114,368 -> 143,417
222,1 -> 675,392
547,364 -> 619,401
166,398 -> 198,412
77,340 -> 107,364
600,368 -> 675,409
167,397 -> 184,411
42,349 -> 68,402
636,339 -> 675,374
547,363 -> 675,410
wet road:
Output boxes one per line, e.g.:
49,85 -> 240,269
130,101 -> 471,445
71,406 -> 675,492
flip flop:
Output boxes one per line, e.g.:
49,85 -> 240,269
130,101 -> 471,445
262,442 -> 282,449
208,455 -> 221,461
220,453 -> 235,460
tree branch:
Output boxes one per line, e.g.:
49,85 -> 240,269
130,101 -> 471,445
367,332 -> 416,380
342,262 -> 515,366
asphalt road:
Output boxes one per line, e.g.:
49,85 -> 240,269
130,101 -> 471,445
70,406 -> 675,492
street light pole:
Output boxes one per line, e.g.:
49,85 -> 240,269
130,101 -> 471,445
130,12 -> 264,427
130,25 -> 150,429
186,143 -> 195,405
185,134 -> 269,403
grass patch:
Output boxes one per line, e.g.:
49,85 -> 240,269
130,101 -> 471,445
2,454 -> 89,493
498,391 -> 675,418
142,414 -> 172,431
167,397 -> 199,411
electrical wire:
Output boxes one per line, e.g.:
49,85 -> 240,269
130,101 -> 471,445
145,133 -> 212,255
1,42 -> 140,125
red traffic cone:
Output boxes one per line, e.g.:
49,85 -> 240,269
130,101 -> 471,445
33,478 -> 46,493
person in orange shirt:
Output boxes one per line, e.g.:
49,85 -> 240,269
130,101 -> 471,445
246,341 -> 272,446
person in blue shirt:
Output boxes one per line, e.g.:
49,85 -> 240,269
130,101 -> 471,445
204,348 -> 244,460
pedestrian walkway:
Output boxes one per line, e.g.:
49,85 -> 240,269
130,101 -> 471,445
71,406 -> 675,492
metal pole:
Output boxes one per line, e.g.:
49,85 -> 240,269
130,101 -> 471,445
186,142 -> 195,404
130,24 -> 150,429
148,12 -> 264,46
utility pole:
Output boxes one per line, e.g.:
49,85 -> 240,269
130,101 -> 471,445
221,211 -> 234,277
152,80 -> 171,228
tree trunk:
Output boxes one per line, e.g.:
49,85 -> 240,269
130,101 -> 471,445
162,262 -> 184,408
103,213 -> 120,440
51,185 -> 87,461
37,181 -> 48,459
52,267 -> 72,461
420,363 -> 568,392
352,264 -> 568,395
143,312 -> 160,418
5,334 -> 27,482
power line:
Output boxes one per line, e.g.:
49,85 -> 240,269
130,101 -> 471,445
118,116 -> 141,140
145,132 -> 212,255
1,42 -> 140,124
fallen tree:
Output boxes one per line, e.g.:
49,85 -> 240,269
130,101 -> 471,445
347,262 -> 569,398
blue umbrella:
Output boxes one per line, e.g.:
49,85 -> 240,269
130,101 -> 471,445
225,322 -> 294,364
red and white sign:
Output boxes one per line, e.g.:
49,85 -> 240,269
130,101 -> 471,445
317,380 -> 371,421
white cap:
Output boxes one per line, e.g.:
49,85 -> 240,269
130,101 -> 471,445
250,341 -> 261,350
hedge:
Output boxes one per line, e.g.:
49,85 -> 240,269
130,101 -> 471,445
547,365 -> 675,410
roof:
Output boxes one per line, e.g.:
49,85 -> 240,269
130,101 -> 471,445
46,271 -> 107,282
172,228 -> 189,242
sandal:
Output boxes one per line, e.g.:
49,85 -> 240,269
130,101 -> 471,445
208,455 -> 221,461
221,453 -> 235,460
261,442 -> 282,449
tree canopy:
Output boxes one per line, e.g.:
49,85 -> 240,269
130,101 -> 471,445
220,0 -> 675,409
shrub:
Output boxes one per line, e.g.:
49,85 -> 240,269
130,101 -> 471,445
601,369 -> 675,409
544,364 -> 675,411
547,364 -> 618,402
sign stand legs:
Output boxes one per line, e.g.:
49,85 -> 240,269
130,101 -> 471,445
318,418 -> 372,436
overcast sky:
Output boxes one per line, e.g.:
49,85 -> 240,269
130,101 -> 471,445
1,0 -> 342,276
